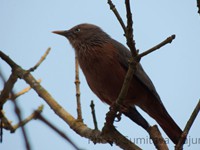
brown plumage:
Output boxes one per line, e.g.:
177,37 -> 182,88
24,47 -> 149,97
53,23 -> 182,144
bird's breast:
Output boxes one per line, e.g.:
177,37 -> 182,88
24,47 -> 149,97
77,48 -> 125,104
76,43 -> 147,106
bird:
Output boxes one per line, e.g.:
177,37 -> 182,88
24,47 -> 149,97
52,23 -> 182,144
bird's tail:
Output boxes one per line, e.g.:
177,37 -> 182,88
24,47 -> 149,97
139,95 -> 183,144
123,106 -> 150,130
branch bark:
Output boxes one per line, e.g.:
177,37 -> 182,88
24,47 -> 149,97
175,99 -> 200,150
75,52 -> 83,122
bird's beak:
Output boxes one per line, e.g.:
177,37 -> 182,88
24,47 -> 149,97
52,30 -> 68,36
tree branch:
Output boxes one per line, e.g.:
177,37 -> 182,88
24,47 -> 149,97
107,0 -> 126,33
175,99 -> 200,150
9,79 -> 41,100
90,100 -> 98,130
148,125 -> 169,150
0,73 -> 18,107
125,0 -> 138,57
28,47 -> 51,72
74,53 -> 83,122
38,113 -> 81,150
138,35 -> 176,59
11,105 -> 43,133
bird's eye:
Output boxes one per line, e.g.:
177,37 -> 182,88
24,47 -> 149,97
74,28 -> 81,33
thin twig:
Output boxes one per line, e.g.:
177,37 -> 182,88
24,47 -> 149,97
0,69 -> 7,142
1,110 -> 14,131
11,89 -> 32,150
90,100 -> 98,130
11,105 -> 44,133
38,114 -> 81,150
138,35 -> 176,59
115,0 -> 138,106
175,99 -> 200,150
107,0 -> 126,33
28,47 -> 51,72
0,51 -> 19,69
125,0 -> 138,57
74,53 -> 83,122
0,110 -> 15,142
0,73 -> 18,107
0,66 -> 7,83
10,79 -> 41,100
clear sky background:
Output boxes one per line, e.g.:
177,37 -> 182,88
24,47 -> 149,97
0,0 -> 200,150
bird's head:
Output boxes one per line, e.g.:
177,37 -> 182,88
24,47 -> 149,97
52,23 -> 110,49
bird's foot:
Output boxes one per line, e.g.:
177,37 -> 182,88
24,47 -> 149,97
115,111 -> 122,122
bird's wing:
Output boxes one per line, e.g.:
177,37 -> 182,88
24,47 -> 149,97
112,39 -> 161,101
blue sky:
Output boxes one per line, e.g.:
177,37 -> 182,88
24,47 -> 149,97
0,0 -> 200,150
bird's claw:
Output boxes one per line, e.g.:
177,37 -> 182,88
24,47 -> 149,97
114,111 -> 122,122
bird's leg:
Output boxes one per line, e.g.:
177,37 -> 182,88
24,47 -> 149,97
110,101 -> 129,122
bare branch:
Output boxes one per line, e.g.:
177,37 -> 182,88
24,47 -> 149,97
11,105 -> 43,133
38,113 -> 81,150
10,79 -> 41,100
148,125 -> 169,150
116,58 -> 137,105
102,124 -> 142,150
28,47 -> 51,72
12,93 -> 32,150
90,100 -> 98,130
0,110 -> 14,131
0,66 -> 7,83
175,99 -> 200,150
74,53 -> 83,122
0,51 -> 19,69
138,35 -> 176,59
1,105 -> 43,132
125,0 -> 138,57
107,0 -> 126,33
0,73 -> 18,107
